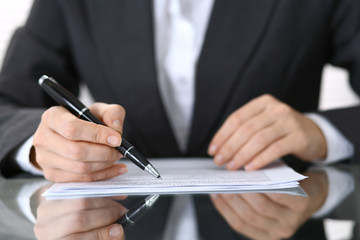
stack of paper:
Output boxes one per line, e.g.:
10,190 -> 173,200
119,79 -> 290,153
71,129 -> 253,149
43,158 -> 307,199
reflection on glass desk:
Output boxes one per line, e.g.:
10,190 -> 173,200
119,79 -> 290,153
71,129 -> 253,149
0,164 -> 359,240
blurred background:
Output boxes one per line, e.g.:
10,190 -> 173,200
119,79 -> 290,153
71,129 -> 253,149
1,1 -> 360,111
1,0 -> 359,110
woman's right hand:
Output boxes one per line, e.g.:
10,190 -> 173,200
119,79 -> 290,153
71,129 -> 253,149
35,197 -> 127,240
33,103 -> 128,182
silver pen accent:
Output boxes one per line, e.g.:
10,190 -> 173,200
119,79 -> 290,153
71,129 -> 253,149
145,164 -> 162,179
119,195 -> 160,229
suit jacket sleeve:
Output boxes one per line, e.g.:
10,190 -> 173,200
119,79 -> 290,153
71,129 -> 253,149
319,0 -> 360,160
0,0 -> 79,176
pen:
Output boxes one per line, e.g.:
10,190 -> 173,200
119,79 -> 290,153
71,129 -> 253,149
38,75 -> 161,179
118,195 -> 160,229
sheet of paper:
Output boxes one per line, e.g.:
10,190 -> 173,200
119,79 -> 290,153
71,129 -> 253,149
43,158 -> 307,198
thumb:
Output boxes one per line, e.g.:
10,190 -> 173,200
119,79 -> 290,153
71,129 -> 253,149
89,102 -> 126,133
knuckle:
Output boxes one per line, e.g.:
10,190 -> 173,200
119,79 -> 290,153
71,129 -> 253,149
41,107 -> 56,122
241,124 -> 254,138
81,174 -> 95,182
275,103 -> 292,115
93,124 -> 104,143
67,144 -> 84,160
68,212 -> 88,231
75,198 -> 93,210
261,93 -> 274,101
62,119 -> 79,140
96,229 -> 108,240
254,131 -> 269,146
113,104 -> 126,117
74,162 -> 92,174
40,110 -> 49,123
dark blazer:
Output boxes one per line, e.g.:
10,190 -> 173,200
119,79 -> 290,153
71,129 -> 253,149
0,0 -> 360,238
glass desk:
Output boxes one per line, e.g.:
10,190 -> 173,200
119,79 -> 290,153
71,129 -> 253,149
0,164 -> 359,240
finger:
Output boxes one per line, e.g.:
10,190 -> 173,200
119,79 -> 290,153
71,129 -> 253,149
226,122 -> 287,170
241,193 -> 303,239
241,193 -> 290,220
64,224 -> 125,240
90,103 -> 126,133
244,134 -> 294,171
213,112 -> 276,166
265,193 -> 307,211
37,148 -> 126,175
210,194 -> 270,240
63,224 -> 125,240
44,107 -> 122,147
208,96 -> 269,156
220,194 -> 279,232
38,129 -> 122,163
36,205 -> 127,240
37,198 -> 126,222
43,163 -> 128,182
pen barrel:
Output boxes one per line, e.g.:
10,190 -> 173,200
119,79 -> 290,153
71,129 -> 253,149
119,201 -> 148,229
119,213 -> 134,229
117,139 -> 148,170
39,77 -> 87,117
82,111 -> 149,170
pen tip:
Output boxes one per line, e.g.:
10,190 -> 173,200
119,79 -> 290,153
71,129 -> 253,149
157,176 -> 162,180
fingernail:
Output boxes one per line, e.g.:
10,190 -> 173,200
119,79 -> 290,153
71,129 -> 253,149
109,225 -> 123,237
227,161 -> 237,169
214,154 -> 224,165
107,136 -> 121,146
113,120 -> 122,130
119,167 -> 128,174
208,144 -> 217,155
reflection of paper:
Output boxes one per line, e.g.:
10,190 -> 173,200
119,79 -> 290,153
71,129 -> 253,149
43,158 -> 307,198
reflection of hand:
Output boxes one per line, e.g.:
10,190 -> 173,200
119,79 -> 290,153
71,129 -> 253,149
210,171 -> 328,240
208,94 -> 327,170
35,197 -> 127,240
33,103 -> 128,182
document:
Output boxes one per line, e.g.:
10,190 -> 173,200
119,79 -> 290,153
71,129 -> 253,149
43,158 -> 307,198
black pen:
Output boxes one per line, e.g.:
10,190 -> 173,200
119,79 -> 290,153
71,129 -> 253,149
38,75 -> 161,179
118,195 -> 159,229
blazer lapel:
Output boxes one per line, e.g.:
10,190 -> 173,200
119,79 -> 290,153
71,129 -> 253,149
86,1 -> 181,156
188,0 -> 278,155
